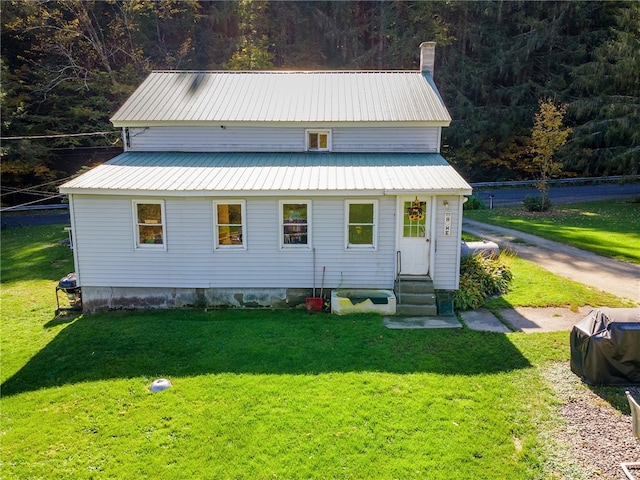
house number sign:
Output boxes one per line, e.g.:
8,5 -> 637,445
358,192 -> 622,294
444,212 -> 452,236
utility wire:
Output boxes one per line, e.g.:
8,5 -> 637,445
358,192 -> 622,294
1,186 -> 57,198
0,175 -> 78,197
0,194 -> 65,212
2,131 -> 120,140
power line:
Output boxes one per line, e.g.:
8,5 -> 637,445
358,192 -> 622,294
0,175 -> 78,197
0,194 -> 66,212
1,186 -> 56,198
1,131 -> 120,140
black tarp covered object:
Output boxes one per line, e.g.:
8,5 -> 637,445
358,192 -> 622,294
570,308 -> 640,385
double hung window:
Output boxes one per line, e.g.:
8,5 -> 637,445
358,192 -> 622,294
214,201 -> 246,249
346,200 -> 377,249
133,200 -> 166,249
281,201 -> 311,248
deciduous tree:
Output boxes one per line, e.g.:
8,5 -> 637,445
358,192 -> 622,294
529,99 -> 572,210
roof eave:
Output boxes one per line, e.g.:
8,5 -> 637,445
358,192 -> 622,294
111,120 -> 452,128
61,187 -> 471,197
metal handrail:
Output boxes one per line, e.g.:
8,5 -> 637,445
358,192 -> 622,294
395,251 -> 402,302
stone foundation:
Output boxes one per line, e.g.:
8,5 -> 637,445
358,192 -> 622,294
81,287 -> 311,313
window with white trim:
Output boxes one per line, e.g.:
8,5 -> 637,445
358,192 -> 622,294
281,201 -> 311,248
214,200 -> 246,249
133,200 -> 166,249
346,200 -> 377,249
306,129 -> 331,151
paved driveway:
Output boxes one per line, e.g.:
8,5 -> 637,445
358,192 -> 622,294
462,219 -> 640,304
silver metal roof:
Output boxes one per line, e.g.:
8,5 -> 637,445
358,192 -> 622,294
60,153 -> 471,196
110,71 -> 451,126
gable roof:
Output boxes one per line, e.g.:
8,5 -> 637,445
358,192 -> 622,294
110,71 -> 451,126
60,152 -> 471,196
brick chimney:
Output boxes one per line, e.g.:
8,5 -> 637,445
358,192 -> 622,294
419,42 -> 436,77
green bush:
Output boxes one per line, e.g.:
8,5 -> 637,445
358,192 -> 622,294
523,194 -> 552,212
463,195 -> 486,210
454,252 -> 513,311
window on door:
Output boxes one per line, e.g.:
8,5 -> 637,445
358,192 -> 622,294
214,201 -> 246,249
281,201 -> 310,248
346,200 -> 377,249
403,199 -> 427,237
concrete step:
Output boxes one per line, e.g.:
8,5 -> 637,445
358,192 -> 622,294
397,292 -> 436,305
396,304 -> 438,316
397,283 -> 435,295
397,274 -> 432,282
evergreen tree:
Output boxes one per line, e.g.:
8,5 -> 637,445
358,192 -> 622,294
565,3 -> 640,176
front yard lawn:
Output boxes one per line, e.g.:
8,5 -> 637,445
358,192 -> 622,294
0,224 -> 631,479
464,197 -> 640,264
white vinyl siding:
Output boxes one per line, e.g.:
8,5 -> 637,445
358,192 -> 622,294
432,196 -> 463,290
125,126 -> 441,153
127,126 -> 304,152
332,127 -> 441,153
70,195 -> 397,290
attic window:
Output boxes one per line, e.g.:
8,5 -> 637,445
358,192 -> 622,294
306,129 -> 331,152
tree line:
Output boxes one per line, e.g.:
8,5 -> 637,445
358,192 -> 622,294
1,0 -> 638,205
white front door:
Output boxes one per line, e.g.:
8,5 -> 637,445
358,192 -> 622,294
397,196 -> 430,275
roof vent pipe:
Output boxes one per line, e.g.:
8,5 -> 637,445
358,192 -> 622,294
419,42 -> 436,77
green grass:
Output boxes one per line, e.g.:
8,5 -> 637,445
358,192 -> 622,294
484,253 -> 633,312
464,198 -> 640,264
0,224 -> 631,479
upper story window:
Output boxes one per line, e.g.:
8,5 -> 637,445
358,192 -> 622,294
133,200 -> 166,250
306,129 -> 331,152
346,200 -> 377,249
281,201 -> 311,248
214,200 -> 246,249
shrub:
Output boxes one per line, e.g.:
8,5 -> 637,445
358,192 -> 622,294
454,252 -> 513,311
523,194 -> 552,212
463,195 -> 486,210
617,175 -> 639,185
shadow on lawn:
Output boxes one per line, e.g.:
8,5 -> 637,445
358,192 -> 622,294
2,310 -> 532,397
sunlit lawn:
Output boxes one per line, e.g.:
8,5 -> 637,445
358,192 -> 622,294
464,197 -> 640,264
0,223 -> 631,479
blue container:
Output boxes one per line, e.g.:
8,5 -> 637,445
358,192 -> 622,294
58,273 -> 77,289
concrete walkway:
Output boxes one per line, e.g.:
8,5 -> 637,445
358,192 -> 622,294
386,307 -> 601,333
458,219 -> 639,333
384,221 -> 639,333
458,306 -> 597,333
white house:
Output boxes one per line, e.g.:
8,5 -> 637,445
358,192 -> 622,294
60,42 -> 472,314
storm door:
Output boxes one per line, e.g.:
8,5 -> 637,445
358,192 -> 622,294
397,196 -> 430,275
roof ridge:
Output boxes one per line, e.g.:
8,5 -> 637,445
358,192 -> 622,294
149,70 -> 420,74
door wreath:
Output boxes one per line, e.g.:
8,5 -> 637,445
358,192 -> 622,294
407,197 -> 425,221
